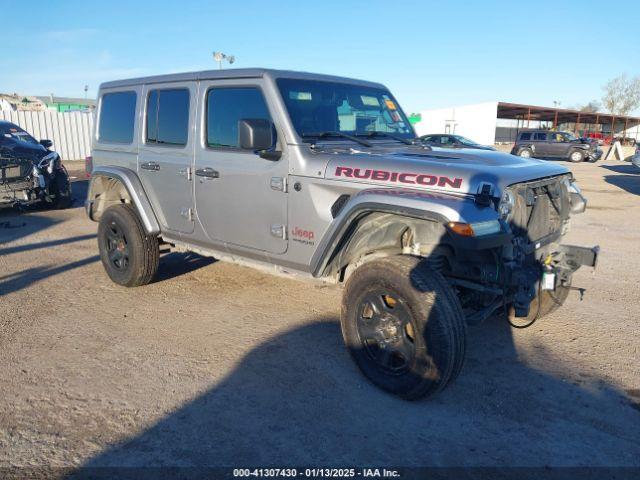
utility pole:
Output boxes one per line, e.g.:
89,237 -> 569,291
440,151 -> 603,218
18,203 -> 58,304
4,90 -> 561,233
213,51 -> 236,70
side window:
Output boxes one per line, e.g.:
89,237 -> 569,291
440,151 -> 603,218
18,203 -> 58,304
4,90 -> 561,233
207,87 -> 271,148
534,132 -> 548,141
146,88 -> 190,146
550,133 -> 564,142
519,132 -> 532,141
98,91 -> 136,143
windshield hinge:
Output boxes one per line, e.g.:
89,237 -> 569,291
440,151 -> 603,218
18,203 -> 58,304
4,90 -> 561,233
475,183 -> 493,207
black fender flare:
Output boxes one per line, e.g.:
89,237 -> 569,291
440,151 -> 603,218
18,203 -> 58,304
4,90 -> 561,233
86,166 -> 160,235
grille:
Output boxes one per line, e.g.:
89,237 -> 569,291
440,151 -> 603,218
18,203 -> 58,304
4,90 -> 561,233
0,156 -> 30,184
510,177 -> 570,244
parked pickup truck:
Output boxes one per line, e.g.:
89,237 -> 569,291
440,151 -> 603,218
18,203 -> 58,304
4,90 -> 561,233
86,69 -> 598,399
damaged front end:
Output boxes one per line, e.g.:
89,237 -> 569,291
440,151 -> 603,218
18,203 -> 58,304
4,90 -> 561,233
0,151 -> 69,207
440,174 -> 598,326
500,175 -> 598,318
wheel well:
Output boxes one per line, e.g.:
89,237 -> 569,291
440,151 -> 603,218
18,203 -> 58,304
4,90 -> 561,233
324,212 -> 455,282
88,175 -> 132,222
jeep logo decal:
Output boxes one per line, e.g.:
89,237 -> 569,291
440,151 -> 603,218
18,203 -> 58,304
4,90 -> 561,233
334,166 -> 463,189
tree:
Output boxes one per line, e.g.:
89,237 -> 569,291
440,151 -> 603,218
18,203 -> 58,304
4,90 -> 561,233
602,74 -> 640,115
579,100 -> 600,113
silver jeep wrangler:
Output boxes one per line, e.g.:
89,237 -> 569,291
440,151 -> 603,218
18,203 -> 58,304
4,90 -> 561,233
86,69 -> 598,399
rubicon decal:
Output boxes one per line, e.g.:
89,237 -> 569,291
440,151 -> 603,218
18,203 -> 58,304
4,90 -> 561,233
334,166 -> 463,189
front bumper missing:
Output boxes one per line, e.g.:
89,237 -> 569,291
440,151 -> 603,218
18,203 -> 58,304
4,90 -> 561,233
587,149 -> 603,161
0,180 -> 32,205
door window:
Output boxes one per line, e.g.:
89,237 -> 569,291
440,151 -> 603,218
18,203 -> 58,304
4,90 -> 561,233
549,133 -> 565,142
206,88 -> 272,149
146,88 -> 190,146
533,132 -> 548,141
98,91 -> 137,144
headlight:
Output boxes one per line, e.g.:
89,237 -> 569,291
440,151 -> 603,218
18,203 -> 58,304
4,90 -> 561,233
562,177 -> 581,194
498,189 -> 515,222
568,182 -> 581,195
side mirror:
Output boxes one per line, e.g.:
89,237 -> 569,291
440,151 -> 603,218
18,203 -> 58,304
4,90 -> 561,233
238,118 -> 275,151
40,139 -> 53,149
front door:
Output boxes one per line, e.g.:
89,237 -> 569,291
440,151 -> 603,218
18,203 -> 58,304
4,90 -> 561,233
138,82 -> 196,233
194,80 -> 288,254
547,132 -> 568,158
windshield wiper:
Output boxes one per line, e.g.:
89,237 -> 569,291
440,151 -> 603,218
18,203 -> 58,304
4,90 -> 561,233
359,131 -> 415,145
302,131 -> 372,148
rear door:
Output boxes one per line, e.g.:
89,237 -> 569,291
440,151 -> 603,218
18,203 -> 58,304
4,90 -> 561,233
532,131 -> 550,156
193,79 -> 288,254
138,82 -> 196,234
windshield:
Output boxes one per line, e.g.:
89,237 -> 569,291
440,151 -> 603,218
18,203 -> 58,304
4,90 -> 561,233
0,123 -> 38,145
563,132 -> 578,141
276,78 -> 415,141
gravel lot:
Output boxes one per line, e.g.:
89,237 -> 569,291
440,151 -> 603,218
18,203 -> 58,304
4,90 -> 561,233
0,159 -> 638,475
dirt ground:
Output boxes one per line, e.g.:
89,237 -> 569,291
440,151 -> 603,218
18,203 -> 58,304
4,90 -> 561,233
0,158 -> 638,475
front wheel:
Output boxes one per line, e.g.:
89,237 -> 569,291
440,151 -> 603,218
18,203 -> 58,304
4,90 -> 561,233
49,169 -> 72,209
97,204 -> 159,287
340,256 -> 467,400
569,149 -> 585,163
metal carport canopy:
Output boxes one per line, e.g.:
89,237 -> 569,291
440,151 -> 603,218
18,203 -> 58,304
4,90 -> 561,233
497,102 -> 640,131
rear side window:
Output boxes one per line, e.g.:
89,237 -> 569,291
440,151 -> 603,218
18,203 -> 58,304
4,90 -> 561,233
207,88 -> 271,148
519,132 -> 531,140
99,91 -> 137,144
534,132 -> 548,141
146,88 -> 190,146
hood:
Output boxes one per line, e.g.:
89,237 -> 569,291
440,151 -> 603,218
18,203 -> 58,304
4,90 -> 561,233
0,138 -> 48,163
323,144 -> 570,198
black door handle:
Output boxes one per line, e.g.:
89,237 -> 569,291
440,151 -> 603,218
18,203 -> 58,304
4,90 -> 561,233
141,162 -> 160,171
195,167 -> 220,179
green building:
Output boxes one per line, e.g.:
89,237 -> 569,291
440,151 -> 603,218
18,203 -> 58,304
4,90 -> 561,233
36,96 -> 95,112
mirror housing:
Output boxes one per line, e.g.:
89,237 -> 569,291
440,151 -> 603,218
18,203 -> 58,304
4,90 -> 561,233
40,139 -> 53,149
238,118 -> 275,151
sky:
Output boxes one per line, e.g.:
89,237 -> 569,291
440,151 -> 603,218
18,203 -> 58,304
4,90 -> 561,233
2,0 -> 639,114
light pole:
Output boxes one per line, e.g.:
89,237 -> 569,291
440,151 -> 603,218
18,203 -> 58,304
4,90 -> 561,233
213,51 -> 235,70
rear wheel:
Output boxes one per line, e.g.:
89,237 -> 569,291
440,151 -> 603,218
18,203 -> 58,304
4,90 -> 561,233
341,256 -> 467,400
97,204 -> 159,287
569,149 -> 585,163
517,147 -> 533,158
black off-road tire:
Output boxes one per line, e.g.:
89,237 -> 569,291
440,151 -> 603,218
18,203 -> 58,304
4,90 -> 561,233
568,149 -> 585,163
517,147 -> 534,159
97,204 -> 159,287
341,255 -> 467,400
508,280 -> 572,327
50,171 -> 72,209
